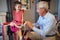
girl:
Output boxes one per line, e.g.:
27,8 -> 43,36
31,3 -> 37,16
9,1 -> 24,40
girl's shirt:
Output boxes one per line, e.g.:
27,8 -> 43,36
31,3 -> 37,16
13,10 -> 24,25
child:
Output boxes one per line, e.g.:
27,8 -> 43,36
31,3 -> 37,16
9,1 -> 24,40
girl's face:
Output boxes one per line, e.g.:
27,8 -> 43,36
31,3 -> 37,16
15,4 -> 21,10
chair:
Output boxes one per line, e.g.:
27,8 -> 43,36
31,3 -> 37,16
56,21 -> 60,37
2,22 -> 17,40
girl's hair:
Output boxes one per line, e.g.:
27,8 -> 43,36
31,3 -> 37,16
13,1 -> 22,10
14,1 -> 22,5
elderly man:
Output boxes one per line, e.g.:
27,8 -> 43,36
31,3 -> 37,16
25,1 -> 57,40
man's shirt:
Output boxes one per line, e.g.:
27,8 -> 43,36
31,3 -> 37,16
32,12 -> 57,37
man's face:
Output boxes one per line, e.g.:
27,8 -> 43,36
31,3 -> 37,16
36,7 -> 45,16
15,4 -> 21,10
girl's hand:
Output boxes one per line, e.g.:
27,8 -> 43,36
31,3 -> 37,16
9,22 -> 14,26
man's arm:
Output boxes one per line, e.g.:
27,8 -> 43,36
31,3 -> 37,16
32,18 -> 57,37
33,23 -> 40,28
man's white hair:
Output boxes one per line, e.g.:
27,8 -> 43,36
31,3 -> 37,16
37,1 -> 48,10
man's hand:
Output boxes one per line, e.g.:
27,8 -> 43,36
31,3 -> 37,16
25,21 -> 33,29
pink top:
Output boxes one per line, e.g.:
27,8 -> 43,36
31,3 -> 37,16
13,10 -> 24,25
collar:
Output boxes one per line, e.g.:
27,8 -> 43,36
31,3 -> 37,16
44,11 -> 50,18
40,11 -> 50,19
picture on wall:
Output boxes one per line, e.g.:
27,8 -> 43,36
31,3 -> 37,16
21,0 -> 31,10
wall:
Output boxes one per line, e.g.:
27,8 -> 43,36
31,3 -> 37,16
0,0 -> 59,22
58,0 -> 60,20
0,0 -> 36,23
23,2 -> 35,23
0,0 -> 7,23
0,0 -> 7,12
0,12 -> 6,23
24,0 -> 59,23
50,0 -> 58,13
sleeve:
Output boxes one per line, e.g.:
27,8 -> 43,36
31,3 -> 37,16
21,9 -> 24,14
33,18 -> 40,27
32,18 -> 57,37
33,23 -> 40,27
21,10 -> 24,24
22,13 -> 23,24
12,11 -> 15,21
